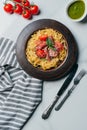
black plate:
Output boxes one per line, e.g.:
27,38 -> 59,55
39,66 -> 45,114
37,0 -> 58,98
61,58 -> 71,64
16,19 -> 78,81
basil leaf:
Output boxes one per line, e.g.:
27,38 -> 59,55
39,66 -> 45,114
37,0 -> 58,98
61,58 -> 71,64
46,38 -> 54,48
46,38 -> 56,51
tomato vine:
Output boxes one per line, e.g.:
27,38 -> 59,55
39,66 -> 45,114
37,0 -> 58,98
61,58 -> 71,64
3,0 -> 40,19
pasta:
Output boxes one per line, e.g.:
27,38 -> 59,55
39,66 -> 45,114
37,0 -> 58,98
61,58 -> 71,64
26,28 -> 68,70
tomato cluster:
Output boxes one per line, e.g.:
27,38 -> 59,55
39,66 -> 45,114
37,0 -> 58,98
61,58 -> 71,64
3,0 -> 39,19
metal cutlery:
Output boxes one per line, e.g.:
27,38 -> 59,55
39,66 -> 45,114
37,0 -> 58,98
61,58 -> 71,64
42,64 -> 78,119
55,69 -> 87,111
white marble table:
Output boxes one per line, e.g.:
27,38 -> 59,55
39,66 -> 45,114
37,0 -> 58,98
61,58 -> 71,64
0,0 -> 87,130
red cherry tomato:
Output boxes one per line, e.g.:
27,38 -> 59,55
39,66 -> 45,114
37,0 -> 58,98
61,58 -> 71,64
22,0 -> 30,7
39,35 -> 48,41
36,49 -> 46,58
13,0 -> 21,3
22,9 -> 31,19
4,3 -> 13,14
14,4 -> 23,14
55,42 -> 64,51
30,5 -> 39,15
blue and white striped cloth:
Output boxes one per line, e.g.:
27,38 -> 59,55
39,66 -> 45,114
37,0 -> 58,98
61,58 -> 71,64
0,37 -> 43,130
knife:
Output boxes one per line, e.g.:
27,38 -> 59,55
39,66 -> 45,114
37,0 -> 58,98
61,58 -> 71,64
42,64 -> 78,119
55,69 -> 86,111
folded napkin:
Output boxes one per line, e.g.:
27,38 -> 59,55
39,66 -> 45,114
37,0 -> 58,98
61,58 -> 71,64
0,37 -> 43,130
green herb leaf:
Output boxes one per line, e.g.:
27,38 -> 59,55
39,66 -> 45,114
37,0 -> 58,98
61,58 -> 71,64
46,38 -> 56,50
46,38 -> 53,47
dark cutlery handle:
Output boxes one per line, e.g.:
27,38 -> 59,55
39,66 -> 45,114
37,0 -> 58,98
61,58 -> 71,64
58,64 -> 78,96
55,92 -> 70,111
42,95 -> 59,119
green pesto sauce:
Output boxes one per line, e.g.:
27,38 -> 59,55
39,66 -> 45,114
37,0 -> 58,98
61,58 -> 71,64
68,1 -> 85,19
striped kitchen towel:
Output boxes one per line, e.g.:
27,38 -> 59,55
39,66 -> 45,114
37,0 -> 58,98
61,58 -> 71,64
0,37 -> 43,130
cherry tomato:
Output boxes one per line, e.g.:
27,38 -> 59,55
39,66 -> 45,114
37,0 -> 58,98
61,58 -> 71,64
13,0 -> 21,3
22,9 -> 31,19
36,49 -> 46,58
22,0 -> 30,7
30,5 -> 39,15
55,42 -> 64,51
14,4 -> 23,14
4,3 -> 13,14
39,35 -> 48,41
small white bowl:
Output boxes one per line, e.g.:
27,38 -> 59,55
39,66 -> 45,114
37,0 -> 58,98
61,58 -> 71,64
66,0 -> 87,22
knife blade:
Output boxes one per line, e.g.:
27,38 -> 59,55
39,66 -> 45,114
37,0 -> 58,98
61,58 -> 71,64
42,64 -> 78,119
55,69 -> 86,111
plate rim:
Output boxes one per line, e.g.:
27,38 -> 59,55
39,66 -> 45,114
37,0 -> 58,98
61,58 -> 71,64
16,19 -> 78,81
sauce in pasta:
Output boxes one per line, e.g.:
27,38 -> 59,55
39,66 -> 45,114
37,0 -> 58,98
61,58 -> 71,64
26,28 -> 68,70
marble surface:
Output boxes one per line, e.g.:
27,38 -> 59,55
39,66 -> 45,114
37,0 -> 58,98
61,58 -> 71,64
0,0 -> 87,130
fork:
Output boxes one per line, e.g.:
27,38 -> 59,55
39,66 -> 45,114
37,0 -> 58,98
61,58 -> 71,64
55,69 -> 87,111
